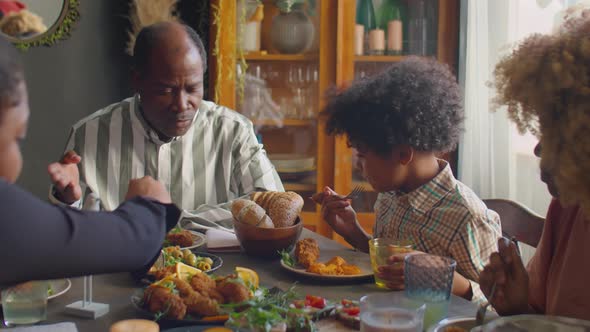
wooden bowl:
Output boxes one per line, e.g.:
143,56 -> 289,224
233,217 -> 303,258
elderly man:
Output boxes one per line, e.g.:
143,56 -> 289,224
47,22 -> 283,225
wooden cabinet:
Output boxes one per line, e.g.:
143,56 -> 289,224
210,0 -> 459,242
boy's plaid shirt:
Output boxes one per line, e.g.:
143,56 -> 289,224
373,160 -> 501,303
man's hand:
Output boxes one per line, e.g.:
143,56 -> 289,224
125,176 -> 172,204
479,238 -> 530,315
48,150 -> 82,204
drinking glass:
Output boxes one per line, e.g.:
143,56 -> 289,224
404,254 -> 456,329
368,238 -> 413,289
360,293 -> 425,332
2,281 -> 48,326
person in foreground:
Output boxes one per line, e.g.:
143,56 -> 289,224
47,22 -> 282,225
0,37 -> 180,286
479,15 -> 590,320
312,57 -> 501,302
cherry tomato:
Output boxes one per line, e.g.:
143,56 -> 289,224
292,300 -> 305,309
341,299 -> 354,306
305,295 -> 327,309
342,306 -> 360,316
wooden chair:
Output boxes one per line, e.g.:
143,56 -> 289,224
483,199 -> 545,248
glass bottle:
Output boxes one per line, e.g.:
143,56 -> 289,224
379,0 -> 404,55
356,0 -> 380,55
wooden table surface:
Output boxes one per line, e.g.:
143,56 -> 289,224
8,229 -> 482,331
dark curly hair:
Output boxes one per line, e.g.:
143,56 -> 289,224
323,56 -> 463,156
0,36 -> 23,114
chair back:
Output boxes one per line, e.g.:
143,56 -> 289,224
483,199 -> 545,248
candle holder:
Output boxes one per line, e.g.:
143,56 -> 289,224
64,193 -> 109,319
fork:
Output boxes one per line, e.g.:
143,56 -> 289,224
475,281 -> 497,326
343,185 -> 365,200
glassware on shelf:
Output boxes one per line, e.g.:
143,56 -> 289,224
407,0 -> 438,56
270,4 -> 315,54
408,0 -> 427,55
240,64 -> 282,125
286,63 -> 318,119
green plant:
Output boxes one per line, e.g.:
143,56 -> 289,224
14,0 -> 80,51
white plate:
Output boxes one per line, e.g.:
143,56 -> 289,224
269,154 -> 316,173
280,249 -> 373,281
48,278 -> 71,300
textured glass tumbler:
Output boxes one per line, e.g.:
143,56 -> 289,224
404,254 -> 456,329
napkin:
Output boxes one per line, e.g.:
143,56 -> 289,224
4,322 -> 78,332
206,229 -> 241,253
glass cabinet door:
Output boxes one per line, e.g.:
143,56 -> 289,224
336,0 -> 451,234
234,0 -> 328,220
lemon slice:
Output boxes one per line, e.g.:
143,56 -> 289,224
236,266 -> 259,290
176,262 -> 201,281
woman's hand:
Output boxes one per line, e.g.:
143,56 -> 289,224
479,238 -> 530,315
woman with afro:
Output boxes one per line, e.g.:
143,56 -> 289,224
480,13 -> 590,320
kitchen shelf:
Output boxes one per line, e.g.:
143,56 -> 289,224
253,119 -> 316,127
244,53 -> 318,61
283,183 -> 316,192
354,55 -> 405,63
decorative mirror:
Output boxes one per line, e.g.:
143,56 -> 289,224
0,0 -> 80,50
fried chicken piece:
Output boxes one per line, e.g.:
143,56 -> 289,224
148,265 -> 176,280
171,278 -> 195,298
294,238 -> 320,268
169,277 -> 222,317
166,229 -> 193,247
190,273 -> 225,303
216,278 -> 251,304
143,286 -> 187,320
183,290 -> 220,316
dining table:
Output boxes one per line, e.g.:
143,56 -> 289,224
4,229 -> 485,331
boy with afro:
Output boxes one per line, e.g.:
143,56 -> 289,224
313,57 -> 501,303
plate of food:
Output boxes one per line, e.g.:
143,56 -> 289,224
165,227 -> 206,250
147,247 -> 223,282
48,278 -> 72,300
134,266 -> 333,331
279,238 -> 373,281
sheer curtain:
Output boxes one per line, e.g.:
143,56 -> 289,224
459,0 -> 567,262
459,0 -> 564,215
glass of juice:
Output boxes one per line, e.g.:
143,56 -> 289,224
404,254 -> 456,329
368,238 -> 413,289
2,280 -> 48,326
359,293 -> 425,332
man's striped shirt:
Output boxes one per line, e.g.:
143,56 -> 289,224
373,160 -> 501,303
51,95 -> 283,224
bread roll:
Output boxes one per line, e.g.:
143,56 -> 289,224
268,192 -> 304,227
250,191 -> 304,227
231,199 -> 272,228
257,215 -> 274,228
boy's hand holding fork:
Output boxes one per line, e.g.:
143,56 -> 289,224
311,186 -> 371,252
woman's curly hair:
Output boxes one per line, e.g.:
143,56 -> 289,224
492,14 -> 590,214
323,56 -> 463,157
